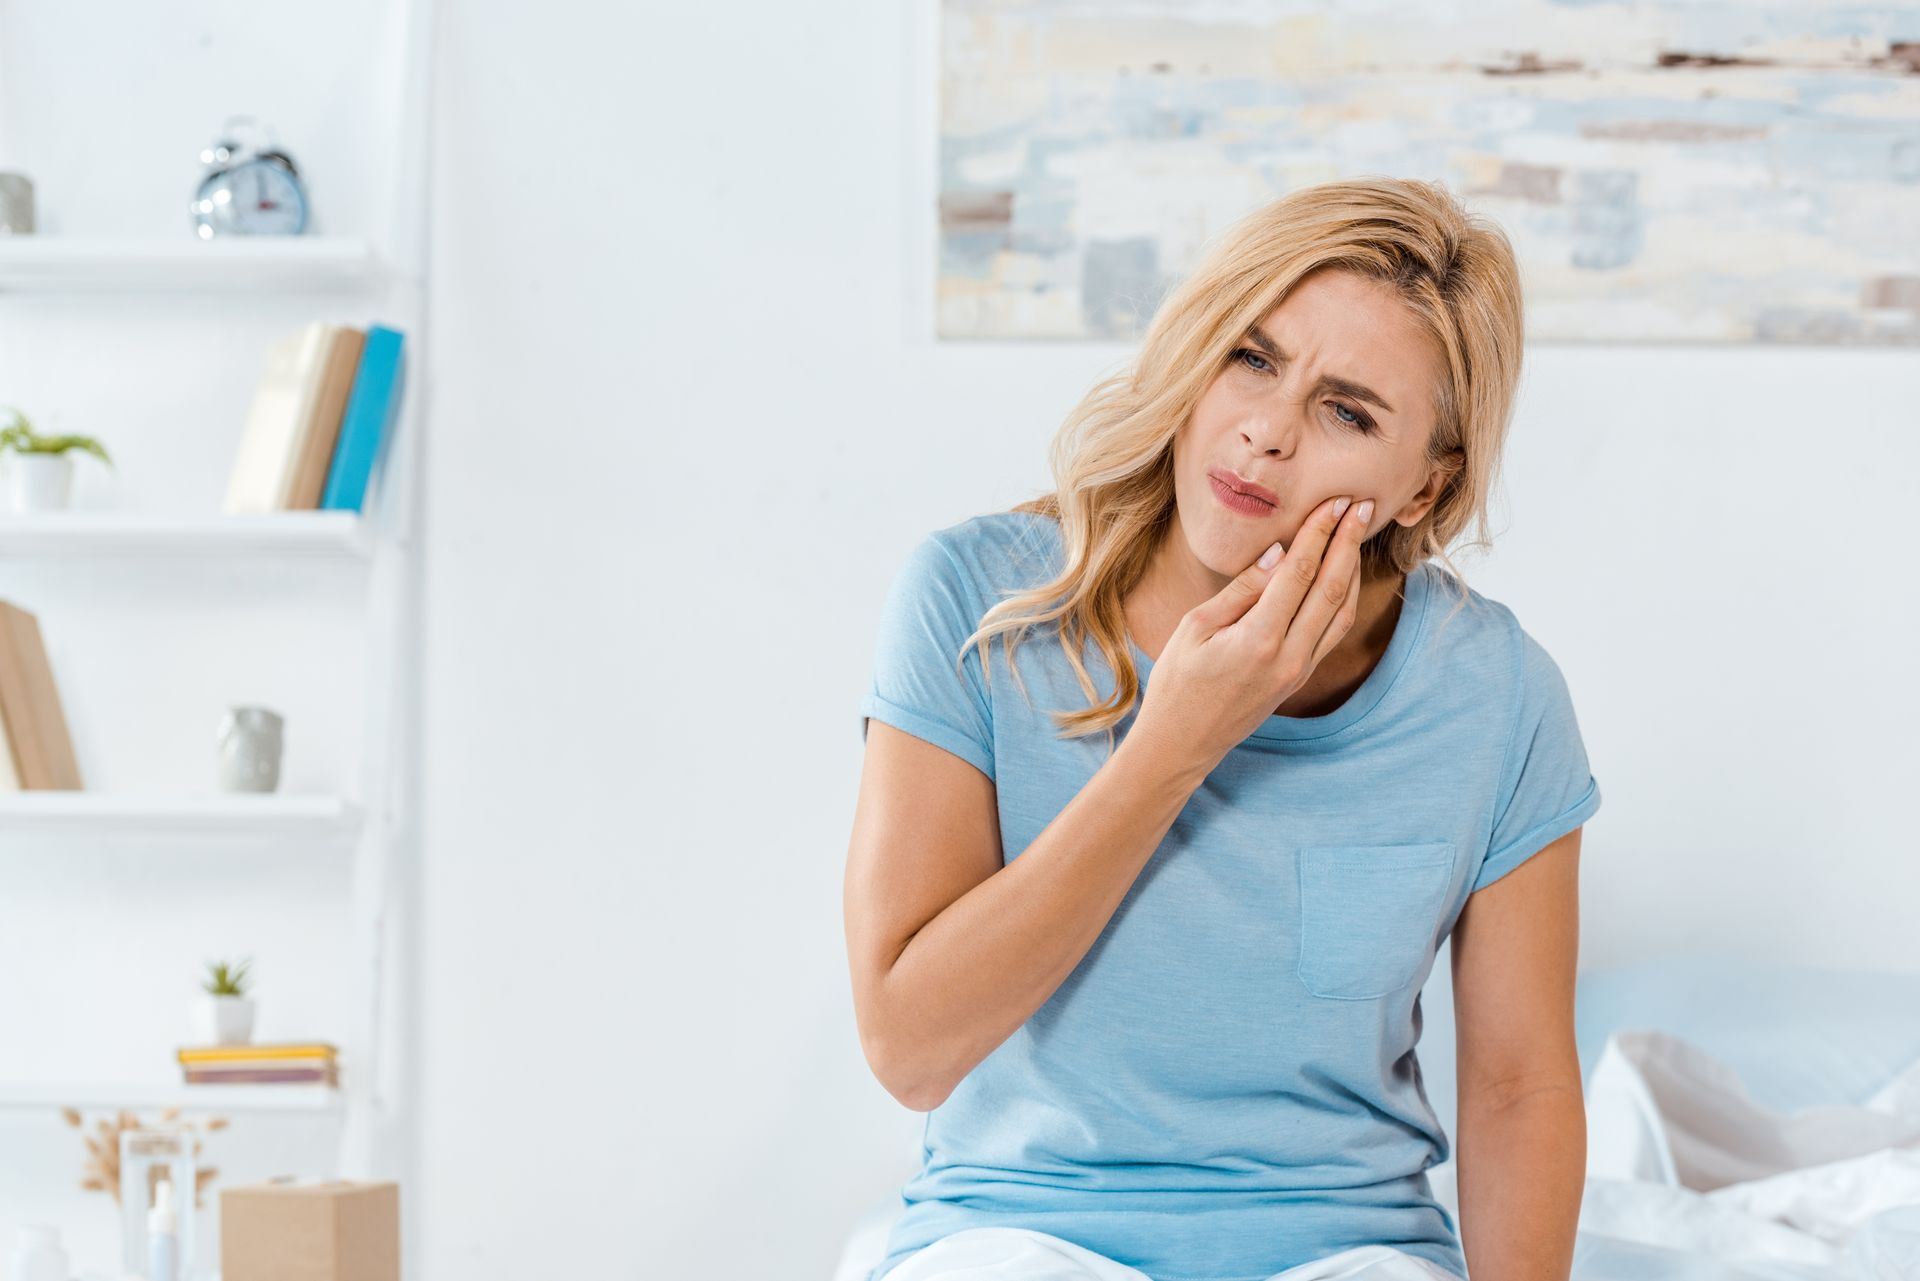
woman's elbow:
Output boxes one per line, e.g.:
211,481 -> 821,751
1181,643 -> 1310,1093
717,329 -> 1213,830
860,1028 -> 952,1113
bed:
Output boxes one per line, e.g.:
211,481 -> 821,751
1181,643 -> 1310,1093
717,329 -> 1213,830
832,957 -> 1920,1281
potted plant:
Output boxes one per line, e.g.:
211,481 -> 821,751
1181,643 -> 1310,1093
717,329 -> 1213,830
194,957 -> 255,1046
0,405 -> 113,513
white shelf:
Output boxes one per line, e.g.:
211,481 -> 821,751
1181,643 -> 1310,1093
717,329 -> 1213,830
0,511 -> 375,560
0,236 -> 383,293
0,793 -> 360,841
0,1082 -> 343,1115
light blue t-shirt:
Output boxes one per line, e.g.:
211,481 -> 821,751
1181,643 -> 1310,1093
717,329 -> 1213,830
858,511 -> 1602,1281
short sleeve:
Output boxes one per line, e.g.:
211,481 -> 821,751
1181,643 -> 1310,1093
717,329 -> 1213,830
858,532 -> 996,781
1472,629 -> 1601,892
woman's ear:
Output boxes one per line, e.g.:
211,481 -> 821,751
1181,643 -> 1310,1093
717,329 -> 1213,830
1394,448 -> 1465,528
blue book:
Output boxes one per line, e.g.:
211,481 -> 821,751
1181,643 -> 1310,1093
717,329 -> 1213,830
320,325 -> 406,513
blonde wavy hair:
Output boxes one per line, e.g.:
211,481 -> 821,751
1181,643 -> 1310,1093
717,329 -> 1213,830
958,176 -> 1526,747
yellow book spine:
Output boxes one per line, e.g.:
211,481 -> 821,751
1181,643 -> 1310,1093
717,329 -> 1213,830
176,1043 -> 338,1063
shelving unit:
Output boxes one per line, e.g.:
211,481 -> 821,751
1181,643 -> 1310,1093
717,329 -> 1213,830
0,236 -> 383,294
0,793 -> 360,842
0,0 -> 435,1203
0,511 -> 375,560
0,1083 -> 344,1115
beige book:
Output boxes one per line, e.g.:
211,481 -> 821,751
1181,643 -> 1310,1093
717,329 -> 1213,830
224,321 -> 335,514
0,603 -> 48,788
0,600 -> 82,790
281,326 -> 367,510
0,698 -> 20,791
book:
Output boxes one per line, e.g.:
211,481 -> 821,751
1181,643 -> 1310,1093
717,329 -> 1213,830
0,702 -> 18,792
320,325 -> 406,514
281,326 -> 367,510
183,1066 -> 338,1086
0,599 -> 82,789
177,1042 -> 338,1063
224,321 -> 334,514
179,1054 -> 336,1070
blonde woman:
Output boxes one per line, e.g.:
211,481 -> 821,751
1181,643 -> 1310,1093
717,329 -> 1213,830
845,177 -> 1599,1281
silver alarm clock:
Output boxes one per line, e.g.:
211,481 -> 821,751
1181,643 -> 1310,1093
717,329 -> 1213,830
190,115 -> 310,238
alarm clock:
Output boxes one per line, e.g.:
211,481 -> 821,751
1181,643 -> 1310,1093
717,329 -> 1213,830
190,115 -> 310,238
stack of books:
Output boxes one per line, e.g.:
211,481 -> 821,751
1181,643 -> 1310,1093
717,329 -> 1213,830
224,322 -> 406,514
177,1042 -> 340,1087
0,599 -> 81,791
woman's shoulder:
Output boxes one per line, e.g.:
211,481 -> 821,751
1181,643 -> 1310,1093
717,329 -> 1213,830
1419,561 -> 1578,704
924,507 -> 1064,593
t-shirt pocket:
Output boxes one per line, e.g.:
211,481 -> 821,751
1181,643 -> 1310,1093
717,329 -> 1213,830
1296,842 -> 1457,1000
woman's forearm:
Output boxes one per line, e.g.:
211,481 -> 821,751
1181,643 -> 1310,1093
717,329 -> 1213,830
1454,1083 -> 1587,1281
877,726 -> 1210,1111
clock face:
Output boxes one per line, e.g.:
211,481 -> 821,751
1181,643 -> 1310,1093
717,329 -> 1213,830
192,159 -> 308,237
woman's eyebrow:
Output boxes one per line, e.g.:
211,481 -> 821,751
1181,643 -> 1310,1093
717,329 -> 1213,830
1244,325 -> 1396,415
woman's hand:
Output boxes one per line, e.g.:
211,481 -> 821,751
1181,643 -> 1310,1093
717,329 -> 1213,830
1133,494 -> 1374,777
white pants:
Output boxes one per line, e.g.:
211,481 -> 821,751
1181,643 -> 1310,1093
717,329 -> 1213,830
882,1228 -> 1462,1281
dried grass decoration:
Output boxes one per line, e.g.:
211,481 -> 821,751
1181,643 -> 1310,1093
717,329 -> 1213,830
60,1107 -> 226,1206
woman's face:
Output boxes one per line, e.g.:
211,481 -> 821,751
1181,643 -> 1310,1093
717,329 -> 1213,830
1171,267 -> 1452,581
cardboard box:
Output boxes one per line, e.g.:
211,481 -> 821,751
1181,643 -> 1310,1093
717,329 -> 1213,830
221,1179 -> 400,1281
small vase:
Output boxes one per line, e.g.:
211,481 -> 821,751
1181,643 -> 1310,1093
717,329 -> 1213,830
0,172 -> 33,234
216,706 -> 283,793
4,453 -> 74,513
194,994 -> 256,1046
0,172 -> 33,235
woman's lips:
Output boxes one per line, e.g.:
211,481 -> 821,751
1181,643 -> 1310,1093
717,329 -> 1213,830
1210,467 -> 1279,505
1209,473 -> 1275,517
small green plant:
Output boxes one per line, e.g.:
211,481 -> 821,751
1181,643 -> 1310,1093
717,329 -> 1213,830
0,406 -> 113,467
201,957 -> 253,998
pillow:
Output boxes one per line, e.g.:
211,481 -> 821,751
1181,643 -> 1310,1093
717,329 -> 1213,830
1574,954 -> 1920,1114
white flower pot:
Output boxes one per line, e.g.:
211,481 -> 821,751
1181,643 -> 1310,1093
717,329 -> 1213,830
194,994 -> 256,1046
4,453 -> 75,513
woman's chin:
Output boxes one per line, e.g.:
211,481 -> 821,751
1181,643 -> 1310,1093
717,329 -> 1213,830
1191,523 -> 1291,575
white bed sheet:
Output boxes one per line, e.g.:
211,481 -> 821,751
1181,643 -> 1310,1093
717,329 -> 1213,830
1568,1027 -> 1920,1280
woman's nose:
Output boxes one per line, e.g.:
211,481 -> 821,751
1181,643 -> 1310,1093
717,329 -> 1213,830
1241,404 -> 1299,457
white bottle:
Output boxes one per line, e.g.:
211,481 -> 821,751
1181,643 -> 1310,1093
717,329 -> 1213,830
7,1226 -> 71,1281
146,1177 -> 179,1281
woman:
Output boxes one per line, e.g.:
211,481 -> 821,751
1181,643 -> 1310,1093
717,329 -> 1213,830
845,177 -> 1600,1281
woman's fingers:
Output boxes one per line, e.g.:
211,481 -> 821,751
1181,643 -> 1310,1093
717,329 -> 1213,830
1187,538 -> 1288,633
1283,496 -> 1370,662
1306,526 -> 1367,672
1268,497 -> 1365,685
1244,494 -> 1351,641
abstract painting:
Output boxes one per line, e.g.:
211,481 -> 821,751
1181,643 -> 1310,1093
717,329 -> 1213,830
938,0 -> 1920,343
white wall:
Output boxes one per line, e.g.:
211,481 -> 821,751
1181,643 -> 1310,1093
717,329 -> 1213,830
4,2 -> 1916,1279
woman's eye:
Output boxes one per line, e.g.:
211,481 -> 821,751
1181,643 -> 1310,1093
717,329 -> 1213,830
1232,347 -> 1373,433
1328,405 -> 1374,435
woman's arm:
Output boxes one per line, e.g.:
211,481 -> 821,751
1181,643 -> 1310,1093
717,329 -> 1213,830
1449,826 -> 1587,1281
844,719 -> 1209,1111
